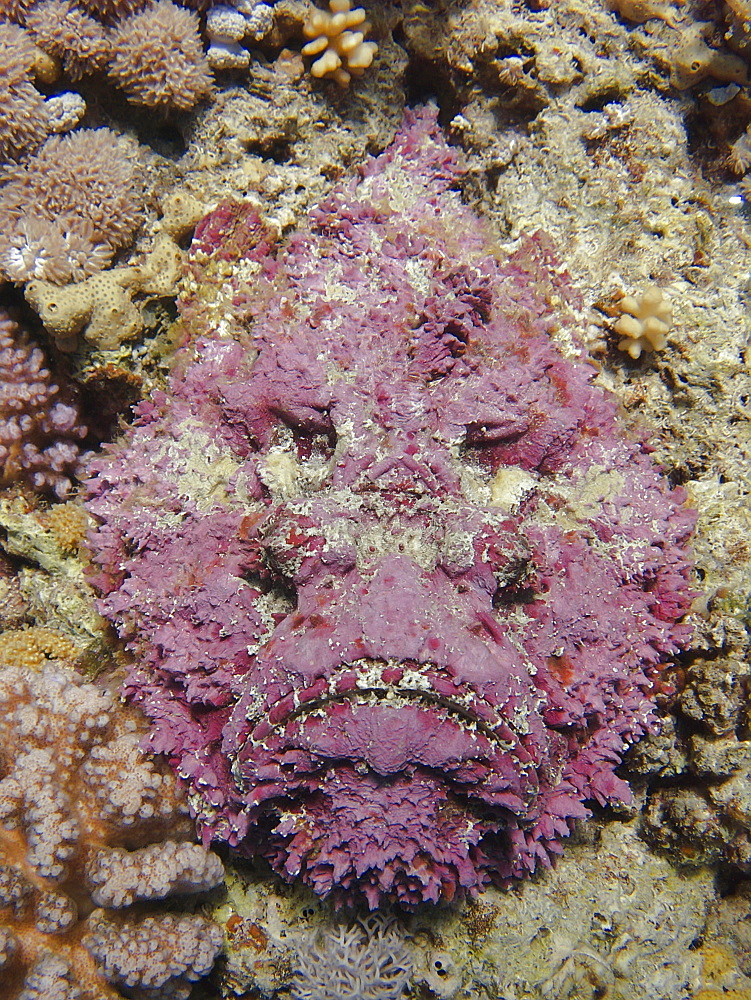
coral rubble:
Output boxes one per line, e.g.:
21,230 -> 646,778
0,659 -> 224,1000
85,109 -> 694,909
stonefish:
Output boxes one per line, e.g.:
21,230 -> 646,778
86,108 -> 694,908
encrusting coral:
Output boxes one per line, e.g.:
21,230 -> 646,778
25,232 -> 185,351
0,127 -> 141,285
85,109 -> 695,909
0,309 -> 89,497
0,659 -> 224,1000
302,0 -> 378,87
613,286 -> 672,359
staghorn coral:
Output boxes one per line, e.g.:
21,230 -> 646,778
85,109 -> 695,910
0,659 -> 224,1000
302,0 -> 378,87
108,0 -> 213,109
613,286 -> 672,359
290,913 -> 413,1000
0,309 -> 89,498
0,127 -> 141,285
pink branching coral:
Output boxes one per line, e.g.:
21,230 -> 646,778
85,109 -> 695,909
0,309 -> 89,498
0,127 -> 141,284
108,0 -> 213,109
0,660 -> 224,999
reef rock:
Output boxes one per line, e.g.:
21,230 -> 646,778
85,108 -> 694,909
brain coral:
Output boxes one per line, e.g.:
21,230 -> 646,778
0,660 -> 224,999
85,108 -> 695,909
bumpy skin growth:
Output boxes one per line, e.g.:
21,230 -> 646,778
85,109 -> 695,909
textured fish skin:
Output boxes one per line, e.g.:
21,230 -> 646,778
85,108 -> 694,909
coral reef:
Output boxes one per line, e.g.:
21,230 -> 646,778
85,109 -> 694,909
302,0 -> 378,86
25,232 -> 184,351
0,127 -> 141,285
216,819 -> 722,1000
0,21 -> 52,161
0,659 -> 224,999
0,309 -> 89,497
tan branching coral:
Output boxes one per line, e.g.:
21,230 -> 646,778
0,660 -> 224,1000
302,0 -> 378,87
613,286 -> 672,359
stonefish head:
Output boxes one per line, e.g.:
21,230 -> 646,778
85,109 -> 694,909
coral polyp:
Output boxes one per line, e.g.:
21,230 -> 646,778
85,109 -> 694,909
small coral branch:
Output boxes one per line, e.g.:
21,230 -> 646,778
613,286 -> 672,359
302,0 -> 378,86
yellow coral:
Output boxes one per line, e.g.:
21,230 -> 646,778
25,234 -> 185,351
613,286 -> 672,359
302,0 -> 378,87
0,625 -> 79,669
43,502 -> 90,554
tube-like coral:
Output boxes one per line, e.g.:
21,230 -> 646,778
108,0 -> 213,109
0,127 -> 141,283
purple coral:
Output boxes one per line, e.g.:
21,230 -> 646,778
0,309 -> 89,497
85,109 -> 695,909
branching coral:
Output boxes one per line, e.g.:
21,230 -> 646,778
0,659 -> 224,1000
302,0 -> 378,87
0,309 -> 89,497
613,286 -> 672,359
0,127 -> 141,285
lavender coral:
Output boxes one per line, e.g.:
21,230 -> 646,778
0,309 -> 89,497
85,109 -> 695,909
0,659 -> 224,999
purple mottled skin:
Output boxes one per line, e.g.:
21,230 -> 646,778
85,108 -> 694,909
